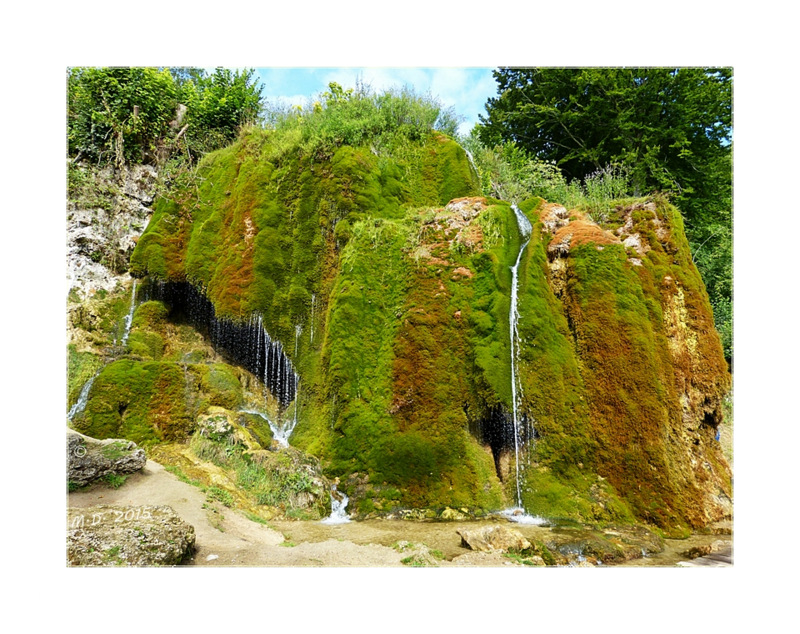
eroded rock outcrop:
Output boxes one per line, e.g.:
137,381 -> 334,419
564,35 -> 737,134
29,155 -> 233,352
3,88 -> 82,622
67,163 -> 156,300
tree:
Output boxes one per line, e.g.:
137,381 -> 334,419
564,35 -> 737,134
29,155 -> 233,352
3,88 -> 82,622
68,67 -> 178,166
478,68 -> 733,364
68,67 -> 264,166
479,68 -> 731,221
178,68 -> 263,155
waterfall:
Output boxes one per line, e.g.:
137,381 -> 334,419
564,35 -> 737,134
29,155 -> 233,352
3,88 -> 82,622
120,279 -> 138,347
68,371 -> 100,421
509,203 -> 532,507
239,408 -> 296,448
464,147 -> 479,181
146,281 -> 298,407
294,324 -> 302,357
320,483 -> 351,524
501,204 -> 545,525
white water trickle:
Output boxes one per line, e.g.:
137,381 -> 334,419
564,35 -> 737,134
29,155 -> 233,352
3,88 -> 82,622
464,147 -> 479,180
68,372 -> 100,421
120,280 -> 138,347
509,203 -> 532,508
321,483 -> 351,524
295,324 -> 302,356
240,408 -> 291,448
501,203 -> 547,525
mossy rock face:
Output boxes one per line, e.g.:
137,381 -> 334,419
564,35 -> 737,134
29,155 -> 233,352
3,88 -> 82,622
74,359 -> 193,444
539,198 -> 731,529
126,123 -> 730,527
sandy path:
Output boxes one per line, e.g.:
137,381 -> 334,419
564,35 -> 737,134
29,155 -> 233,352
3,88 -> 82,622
68,459 -> 404,566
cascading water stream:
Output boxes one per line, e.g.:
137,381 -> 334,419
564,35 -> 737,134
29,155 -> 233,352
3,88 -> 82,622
239,409 -> 292,448
309,294 -> 316,345
509,203 -> 532,506
502,204 -> 546,525
320,483 -> 351,524
69,280 -> 140,421
120,279 -> 138,347
464,147 -> 479,181
67,371 -> 100,421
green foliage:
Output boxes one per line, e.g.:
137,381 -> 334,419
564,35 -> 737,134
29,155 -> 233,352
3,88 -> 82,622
189,434 -> 325,516
102,473 -> 128,489
68,66 -> 263,167
75,358 -> 192,443
68,67 -> 178,166
477,67 -> 732,363
479,68 -> 731,206
175,67 -> 263,157
263,81 -> 462,158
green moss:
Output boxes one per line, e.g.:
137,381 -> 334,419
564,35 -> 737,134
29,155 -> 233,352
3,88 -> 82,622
238,412 -> 274,448
198,364 -> 243,410
522,466 -> 634,524
124,118 -> 728,527
75,359 -> 192,444
67,345 -> 104,411
126,330 -> 165,360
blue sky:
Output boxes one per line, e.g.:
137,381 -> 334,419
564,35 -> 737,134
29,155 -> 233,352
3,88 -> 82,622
254,67 -> 498,136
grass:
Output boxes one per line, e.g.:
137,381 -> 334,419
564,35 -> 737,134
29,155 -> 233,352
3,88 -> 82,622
164,465 -> 206,490
188,433 -> 328,518
101,441 -> 133,461
206,486 -> 234,508
102,473 -> 129,489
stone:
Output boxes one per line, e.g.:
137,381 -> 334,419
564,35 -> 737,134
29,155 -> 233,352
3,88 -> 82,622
440,507 -> 469,521
67,163 -> 156,301
456,525 -> 531,553
67,505 -> 195,566
67,430 -> 146,487
197,407 -> 235,440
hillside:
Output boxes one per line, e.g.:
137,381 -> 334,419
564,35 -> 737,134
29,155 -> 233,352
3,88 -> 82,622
68,116 -> 731,535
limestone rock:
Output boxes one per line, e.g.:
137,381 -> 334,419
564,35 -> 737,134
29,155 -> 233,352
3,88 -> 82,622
439,507 -> 470,521
457,525 -> 531,553
67,163 -> 156,301
67,505 -> 194,566
67,430 -> 146,487
393,540 -> 445,566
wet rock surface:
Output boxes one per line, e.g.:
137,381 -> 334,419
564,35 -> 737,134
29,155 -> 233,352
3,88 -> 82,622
67,504 -> 195,566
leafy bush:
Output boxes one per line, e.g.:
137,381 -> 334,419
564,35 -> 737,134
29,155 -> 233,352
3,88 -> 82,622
262,81 -> 462,159
68,67 -> 263,167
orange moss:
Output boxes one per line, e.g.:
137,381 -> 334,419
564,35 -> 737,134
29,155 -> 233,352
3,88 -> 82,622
552,219 -> 621,248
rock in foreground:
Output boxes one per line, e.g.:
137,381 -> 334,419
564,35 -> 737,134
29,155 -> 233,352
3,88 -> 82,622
457,525 -> 531,553
67,505 -> 195,566
67,430 -> 146,487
